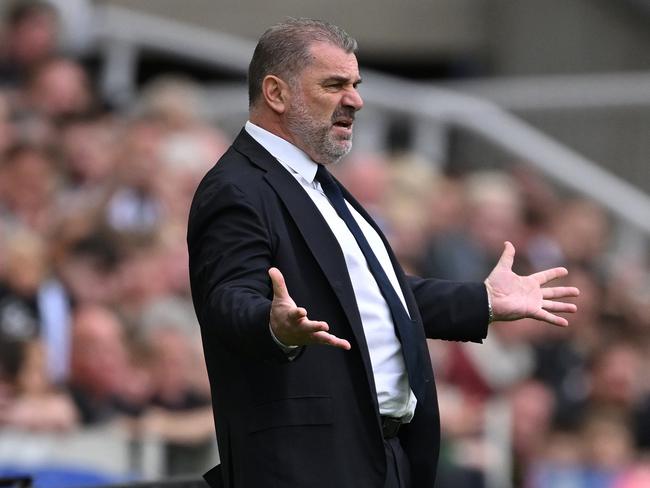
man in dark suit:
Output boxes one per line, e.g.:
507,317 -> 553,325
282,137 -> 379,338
187,18 -> 578,488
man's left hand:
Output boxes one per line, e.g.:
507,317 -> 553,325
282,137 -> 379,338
484,241 -> 580,326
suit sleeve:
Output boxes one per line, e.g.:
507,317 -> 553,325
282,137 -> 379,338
188,179 -> 289,363
408,275 -> 489,343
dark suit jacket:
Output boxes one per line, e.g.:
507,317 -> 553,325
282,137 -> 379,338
187,129 -> 489,488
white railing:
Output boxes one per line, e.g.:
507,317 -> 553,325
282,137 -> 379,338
0,425 -> 163,479
446,71 -> 650,111
368,74 -> 650,240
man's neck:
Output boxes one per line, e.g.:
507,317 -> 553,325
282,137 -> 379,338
249,112 -> 302,154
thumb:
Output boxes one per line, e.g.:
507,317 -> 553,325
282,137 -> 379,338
268,267 -> 290,300
497,241 -> 515,270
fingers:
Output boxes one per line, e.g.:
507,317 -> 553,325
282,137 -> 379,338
542,286 -> 580,299
276,310 -> 351,349
542,300 -> 577,313
497,241 -> 516,270
294,320 -> 351,349
269,266 -> 322,342
311,331 -> 352,350
268,267 -> 351,350
531,267 -> 568,285
269,267 -> 290,300
296,317 -> 329,334
290,307 -> 308,321
533,309 -> 569,327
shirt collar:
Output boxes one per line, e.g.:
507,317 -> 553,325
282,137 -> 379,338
245,121 -> 318,184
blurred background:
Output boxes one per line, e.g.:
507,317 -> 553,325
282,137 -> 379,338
0,0 -> 648,487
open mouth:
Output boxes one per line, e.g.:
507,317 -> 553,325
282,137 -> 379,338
333,119 -> 353,129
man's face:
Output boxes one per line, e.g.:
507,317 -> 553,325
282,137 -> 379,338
285,42 -> 363,165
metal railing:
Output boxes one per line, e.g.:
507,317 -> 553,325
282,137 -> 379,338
446,71 -> 650,111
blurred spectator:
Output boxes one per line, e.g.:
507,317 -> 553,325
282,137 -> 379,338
0,1 -> 60,89
588,342 -> 643,411
423,170 -> 527,281
8,109 -> 58,148
104,117 -> 164,241
0,339 -> 77,431
0,227 -> 72,384
382,155 -> 439,274
114,243 -> 175,320
527,428 -> 592,488
0,143 -> 60,232
0,225 -> 76,431
587,341 -> 650,461
0,229 -> 43,347
157,222 -> 194,297
139,76 -> 228,225
604,260 -> 650,334
58,112 -> 117,193
55,230 -> 123,306
549,198 -> 611,269
533,267 -> 603,427
528,408 -> 635,488
445,326 -> 535,404
424,174 -> 466,239
511,165 -> 564,272
21,57 -> 94,119
535,427 -> 584,471
134,297 -> 214,475
582,408 -> 635,474
332,152 -> 390,224
509,381 -> 557,479
0,91 -> 15,154
68,304 -> 135,425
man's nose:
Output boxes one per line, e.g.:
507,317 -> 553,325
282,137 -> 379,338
343,88 -> 364,111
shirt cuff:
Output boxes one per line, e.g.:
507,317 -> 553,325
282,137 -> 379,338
269,322 -> 301,358
485,284 -> 494,324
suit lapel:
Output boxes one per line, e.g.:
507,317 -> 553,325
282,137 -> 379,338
232,130 -> 379,405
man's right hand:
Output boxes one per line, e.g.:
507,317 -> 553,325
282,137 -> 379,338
268,267 -> 351,350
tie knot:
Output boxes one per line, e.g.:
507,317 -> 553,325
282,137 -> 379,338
315,164 -> 332,184
315,164 -> 339,196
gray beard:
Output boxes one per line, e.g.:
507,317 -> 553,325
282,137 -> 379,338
286,101 -> 352,165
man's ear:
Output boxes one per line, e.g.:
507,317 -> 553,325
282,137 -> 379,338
261,75 -> 290,114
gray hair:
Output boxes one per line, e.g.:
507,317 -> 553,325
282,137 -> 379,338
248,18 -> 358,108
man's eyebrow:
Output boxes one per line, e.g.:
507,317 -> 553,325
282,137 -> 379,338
322,75 -> 363,85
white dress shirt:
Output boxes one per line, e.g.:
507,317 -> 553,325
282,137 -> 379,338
245,121 -> 416,421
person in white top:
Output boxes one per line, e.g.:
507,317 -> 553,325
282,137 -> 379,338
187,18 -> 579,488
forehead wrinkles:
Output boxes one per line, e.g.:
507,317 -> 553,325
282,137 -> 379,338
303,43 -> 359,78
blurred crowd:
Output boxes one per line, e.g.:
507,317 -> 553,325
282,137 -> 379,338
0,1 -> 649,486
0,1 -> 222,479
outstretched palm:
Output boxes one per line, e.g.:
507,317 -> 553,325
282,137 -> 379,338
269,267 -> 351,349
485,242 -> 579,326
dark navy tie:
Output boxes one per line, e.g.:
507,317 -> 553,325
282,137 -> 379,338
315,164 -> 426,401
